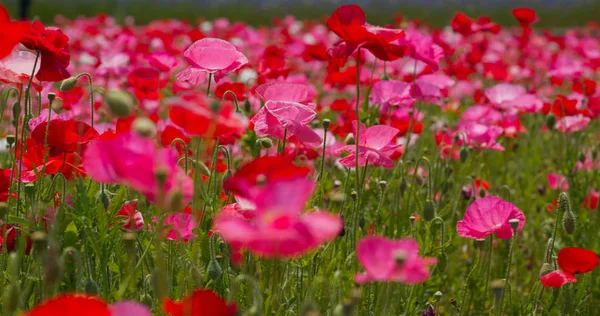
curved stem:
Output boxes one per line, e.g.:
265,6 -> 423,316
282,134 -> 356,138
170,138 -> 189,173
77,73 -> 94,129
39,99 -> 55,177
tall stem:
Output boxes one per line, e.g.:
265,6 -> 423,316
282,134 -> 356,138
206,73 -> 213,96
355,49 -> 361,195
498,234 -> 516,315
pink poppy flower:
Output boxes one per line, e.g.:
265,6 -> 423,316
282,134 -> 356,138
177,38 -> 248,84
484,83 -> 542,112
213,177 -> 342,258
255,81 -> 311,104
402,29 -> 444,71
110,301 -> 152,316
355,236 -> 436,284
336,121 -> 399,169
83,131 -> 193,208
146,52 -> 178,72
369,80 -> 413,113
555,115 -> 591,133
457,121 -> 505,151
457,196 -> 525,240
0,49 -> 40,85
164,212 -> 197,242
116,200 -> 144,231
548,173 -> 569,191
461,105 -> 502,124
251,101 -> 323,147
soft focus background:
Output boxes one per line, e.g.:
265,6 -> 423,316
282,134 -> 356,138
1,0 -> 599,27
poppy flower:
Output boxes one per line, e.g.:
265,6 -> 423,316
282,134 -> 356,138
457,121 -> 505,151
451,13 -> 501,36
0,49 -> 40,86
257,45 -> 291,80
255,81 -> 311,104
512,8 -> 538,26
369,80 -> 413,113
163,289 -> 236,316
214,81 -> 246,102
583,190 -> 599,210
83,131 -> 193,208
336,121 -> 400,169
30,110 -> 99,154
164,212 -> 197,242
24,294 -> 151,316
116,200 -> 144,231
326,5 -> 406,62
484,84 -> 543,113
547,173 -> 569,191
0,168 -> 14,202
401,29 -> 444,72
18,139 -> 86,182
355,236 -> 436,284
21,21 -> 71,82
177,38 -> 248,84
223,156 -> 310,200
127,67 -> 163,101
457,196 -> 525,240
555,115 -> 591,133
0,5 -> 30,60
251,100 -> 323,147
213,177 -> 342,257
540,247 -> 599,288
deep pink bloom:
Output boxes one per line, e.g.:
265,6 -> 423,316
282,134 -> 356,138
251,101 -> 323,147
110,301 -> 152,316
213,178 -> 342,258
484,84 -> 542,112
548,173 -> 569,191
355,236 -> 436,284
164,213 -> 197,242
177,38 -> 248,84
457,121 -> 505,151
83,131 -> 193,207
402,29 -> 444,71
255,81 -> 311,104
462,105 -> 502,124
457,196 -> 525,240
336,121 -> 400,169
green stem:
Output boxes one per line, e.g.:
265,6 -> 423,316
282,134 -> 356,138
206,73 -> 213,96
498,234 -> 517,315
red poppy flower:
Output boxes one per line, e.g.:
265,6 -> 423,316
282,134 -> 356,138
327,5 -> 405,62
0,223 -> 31,253
223,156 -> 310,199
0,168 -> 14,202
19,139 -> 86,182
512,8 -> 538,26
329,99 -> 352,111
31,118 -> 99,154
21,21 -> 71,82
163,290 -> 236,316
0,5 -> 30,60
257,45 -> 291,80
540,247 -> 599,288
583,190 -> 599,210
572,79 -> 596,96
451,12 -> 500,36
127,67 -> 164,101
24,294 -> 110,316
214,82 -> 246,102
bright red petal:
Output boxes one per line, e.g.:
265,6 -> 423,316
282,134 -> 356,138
25,294 -> 110,316
557,247 -> 599,275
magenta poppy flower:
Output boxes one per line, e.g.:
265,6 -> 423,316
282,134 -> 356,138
556,115 -> 591,133
116,200 -> 144,231
484,83 -> 542,112
110,301 -> 152,316
401,29 -> 444,72
457,121 -> 505,151
355,236 -> 436,284
548,173 -> 569,191
83,131 -> 193,208
457,196 -> 525,240
251,101 -> 323,147
461,105 -> 502,124
164,212 -> 197,242
177,38 -> 248,84
369,80 -> 413,113
255,81 -> 311,104
213,177 -> 342,258
336,121 -> 399,169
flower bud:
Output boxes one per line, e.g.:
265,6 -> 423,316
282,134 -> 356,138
0,202 -> 8,221
208,258 -> 222,281
155,167 -> 168,186
322,119 -> 331,130
12,102 -> 21,125
539,263 -> 553,278
344,133 -> 355,145
434,291 -> 443,302
59,76 -> 78,92
105,90 -> 134,118
399,177 -> 407,195
244,99 -> 252,113
546,113 -> 556,130
256,138 -> 273,149
459,147 -> 469,163
132,117 -> 156,138
423,200 -> 436,222
96,189 -> 111,211
558,192 -> 570,214
140,293 -> 153,309
563,209 -> 576,235
84,279 -> 100,294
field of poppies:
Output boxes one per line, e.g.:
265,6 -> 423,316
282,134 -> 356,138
1,3 -> 600,315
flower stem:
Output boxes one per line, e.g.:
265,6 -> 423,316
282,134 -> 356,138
498,234 -> 517,315
355,48 -> 361,195
206,73 -> 213,96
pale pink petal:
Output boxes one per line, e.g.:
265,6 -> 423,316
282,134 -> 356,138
363,125 -> 399,150
255,82 -> 309,103
176,66 -> 207,85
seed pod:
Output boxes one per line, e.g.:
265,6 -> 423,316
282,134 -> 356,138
345,133 -> 355,145
322,119 -> 331,129
423,200 -> 436,222
434,291 -> 443,302
509,219 -> 520,232
84,279 -> 100,295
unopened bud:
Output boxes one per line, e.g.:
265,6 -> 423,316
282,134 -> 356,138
210,101 -> 220,114
345,133 -> 355,145
84,279 -> 100,295
546,113 -> 556,130
322,119 -> 331,130
106,90 -> 134,118
155,167 -> 168,186
423,200 -> 436,222
460,147 -> 469,163
256,138 -> 273,149
563,209 -> 576,235
539,263 -> 553,278
132,117 -> 156,137
96,189 -> 111,211
59,76 -> 78,92
208,258 -> 222,281
196,161 -> 211,177
558,192 -> 570,214
244,99 -> 252,113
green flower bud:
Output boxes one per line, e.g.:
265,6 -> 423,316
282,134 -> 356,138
344,133 -> 355,145
96,189 -> 111,211
84,279 -> 100,295
208,258 -> 222,281
546,113 -> 556,130
563,209 -> 576,235
105,90 -> 134,118
59,76 -> 78,92
256,137 -> 273,149
132,117 -> 156,138
423,200 -> 436,222
460,147 -> 469,163
539,263 -> 553,278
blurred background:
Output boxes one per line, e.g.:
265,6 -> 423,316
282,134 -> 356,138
1,0 -> 599,27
